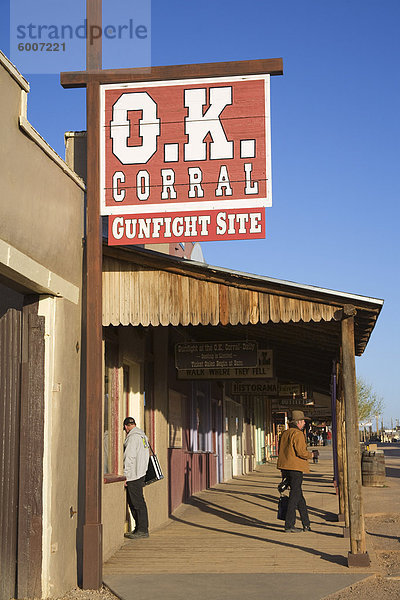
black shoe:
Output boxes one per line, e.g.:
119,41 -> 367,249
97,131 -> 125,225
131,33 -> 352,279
125,530 -> 149,539
303,526 -> 312,532
284,527 -> 302,533
124,530 -> 136,538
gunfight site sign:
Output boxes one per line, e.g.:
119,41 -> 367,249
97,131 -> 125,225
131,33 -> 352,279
101,75 -> 272,244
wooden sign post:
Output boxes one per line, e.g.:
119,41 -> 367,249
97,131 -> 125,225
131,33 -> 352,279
60,0 -> 104,590
83,0 -> 103,590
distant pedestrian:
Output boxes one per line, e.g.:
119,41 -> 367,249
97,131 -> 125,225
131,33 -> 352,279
277,410 -> 313,533
123,417 -> 150,539
312,449 -> 319,463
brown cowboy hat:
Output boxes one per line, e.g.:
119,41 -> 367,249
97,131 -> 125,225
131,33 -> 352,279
290,410 -> 310,422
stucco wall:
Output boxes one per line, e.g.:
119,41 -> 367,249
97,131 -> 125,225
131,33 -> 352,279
0,54 -> 84,598
40,295 -> 82,598
102,481 -> 126,562
146,327 -> 170,529
0,59 -> 83,288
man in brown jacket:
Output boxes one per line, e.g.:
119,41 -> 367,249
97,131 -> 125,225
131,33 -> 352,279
277,410 -> 312,533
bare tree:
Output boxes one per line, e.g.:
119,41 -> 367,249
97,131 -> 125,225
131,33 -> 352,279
357,376 -> 384,422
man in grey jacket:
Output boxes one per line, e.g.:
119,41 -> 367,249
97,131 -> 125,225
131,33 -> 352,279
123,417 -> 150,539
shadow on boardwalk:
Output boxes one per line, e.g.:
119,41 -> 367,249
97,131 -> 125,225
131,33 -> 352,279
104,447 -> 371,576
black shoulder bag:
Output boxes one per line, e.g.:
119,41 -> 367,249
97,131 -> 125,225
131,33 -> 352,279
144,441 -> 164,485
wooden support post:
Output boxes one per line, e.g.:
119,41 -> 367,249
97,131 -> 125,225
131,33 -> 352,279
340,306 -> 369,567
335,364 -> 345,520
82,0 -> 103,589
336,359 -> 350,534
340,403 -> 350,537
342,413 -> 350,534
331,366 -> 339,497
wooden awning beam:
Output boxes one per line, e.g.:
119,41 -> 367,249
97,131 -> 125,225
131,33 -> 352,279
334,304 -> 357,321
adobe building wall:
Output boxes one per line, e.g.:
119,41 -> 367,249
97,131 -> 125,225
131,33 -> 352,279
0,52 -> 84,598
145,326 -> 170,528
0,57 -> 83,287
39,295 -> 82,597
102,482 -> 126,563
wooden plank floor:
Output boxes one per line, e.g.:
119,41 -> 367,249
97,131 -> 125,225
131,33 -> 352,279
104,449 -> 373,575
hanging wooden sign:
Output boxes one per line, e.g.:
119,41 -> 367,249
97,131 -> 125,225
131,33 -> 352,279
101,74 -> 272,243
175,340 -> 258,370
230,380 -> 278,395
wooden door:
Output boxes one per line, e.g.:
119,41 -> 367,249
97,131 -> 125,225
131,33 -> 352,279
0,308 -> 22,600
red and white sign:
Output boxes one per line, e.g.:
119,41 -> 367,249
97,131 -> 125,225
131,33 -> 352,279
101,74 -> 271,243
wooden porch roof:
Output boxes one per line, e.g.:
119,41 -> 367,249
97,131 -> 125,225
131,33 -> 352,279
103,245 -> 383,362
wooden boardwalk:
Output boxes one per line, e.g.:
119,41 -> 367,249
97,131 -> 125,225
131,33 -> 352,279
104,449 -> 374,576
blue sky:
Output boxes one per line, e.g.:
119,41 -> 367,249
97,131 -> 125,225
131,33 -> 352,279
1,1 -> 399,425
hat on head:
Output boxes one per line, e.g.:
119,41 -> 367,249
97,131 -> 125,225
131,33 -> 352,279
290,410 -> 310,422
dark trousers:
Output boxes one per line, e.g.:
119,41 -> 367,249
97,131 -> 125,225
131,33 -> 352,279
126,476 -> 149,533
281,469 -> 310,529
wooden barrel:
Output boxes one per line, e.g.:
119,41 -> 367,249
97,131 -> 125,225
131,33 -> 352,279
361,451 -> 386,487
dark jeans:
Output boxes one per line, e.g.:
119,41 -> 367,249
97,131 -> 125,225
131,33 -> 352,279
126,476 -> 149,533
281,469 -> 310,529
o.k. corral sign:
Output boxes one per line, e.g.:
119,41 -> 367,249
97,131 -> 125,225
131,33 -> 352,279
101,74 -> 272,244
